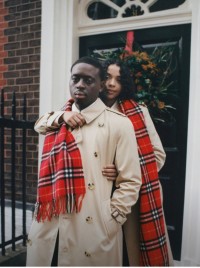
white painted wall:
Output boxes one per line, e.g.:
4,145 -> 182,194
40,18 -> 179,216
39,0 -> 200,265
181,0 -> 200,266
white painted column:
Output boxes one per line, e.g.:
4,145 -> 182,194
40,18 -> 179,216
38,0 -> 55,162
40,0 -> 79,115
181,0 -> 200,266
39,0 -> 79,161
40,0 -> 55,116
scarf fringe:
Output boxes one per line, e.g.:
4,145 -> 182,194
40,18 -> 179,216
34,194 -> 85,222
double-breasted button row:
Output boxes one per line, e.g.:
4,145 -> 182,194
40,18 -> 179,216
88,182 -> 95,190
86,216 -> 93,223
85,215 -> 93,258
98,122 -> 104,127
63,247 -> 68,252
85,251 -> 91,257
27,239 -> 32,246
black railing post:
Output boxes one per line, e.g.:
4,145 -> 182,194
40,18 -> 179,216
11,92 -> 16,251
0,89 -> 6,256
22,94 -> 27,246
0,90 -> 35,253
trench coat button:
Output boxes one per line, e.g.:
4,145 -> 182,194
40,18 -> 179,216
98,122 -> 104,127
27,239 -> 32,246
86,216 -> 93,223
63,247 -> 68,252
85,251 -> 91,257
94,152 -> 98,157
88,182 -> 95,190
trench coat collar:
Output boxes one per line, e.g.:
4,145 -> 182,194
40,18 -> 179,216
72,98 -> 106,124
111,101 -> 119,111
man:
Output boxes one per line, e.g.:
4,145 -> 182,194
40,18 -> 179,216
26,56 -> 142,266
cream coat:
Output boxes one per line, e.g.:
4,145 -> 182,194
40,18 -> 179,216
33,99 -> 173,266
34,102 -> 166,171
27,98 -> 142,266
111,103 -> 173,266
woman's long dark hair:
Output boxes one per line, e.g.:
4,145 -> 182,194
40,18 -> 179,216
101,59 -> 136,101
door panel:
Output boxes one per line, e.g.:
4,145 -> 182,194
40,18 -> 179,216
80,24 -> 191,260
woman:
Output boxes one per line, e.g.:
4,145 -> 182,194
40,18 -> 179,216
101,59 -> 166,171
34,59 -> 173,266
101,59 -> 173,266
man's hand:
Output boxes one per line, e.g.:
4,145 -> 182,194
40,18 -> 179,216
61,111 -> 86,128
102,164 -> 118,181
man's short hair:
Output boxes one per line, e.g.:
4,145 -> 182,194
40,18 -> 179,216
71,56 -> 105,80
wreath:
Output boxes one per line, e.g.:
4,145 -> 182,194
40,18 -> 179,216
92,31 -> 178,124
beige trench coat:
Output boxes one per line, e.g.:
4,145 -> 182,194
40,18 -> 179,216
33,99 -> 173,266
34,102 -> 167,171
26,98 -> 142,266
111,103 -> 174,266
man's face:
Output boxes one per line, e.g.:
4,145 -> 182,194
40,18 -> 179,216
70,63 -> 102,110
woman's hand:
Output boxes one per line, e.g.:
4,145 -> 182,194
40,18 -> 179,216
102,164 -> 118,181
62,111 -> 86,128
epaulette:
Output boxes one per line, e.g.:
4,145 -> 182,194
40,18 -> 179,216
105,107 -> 126,117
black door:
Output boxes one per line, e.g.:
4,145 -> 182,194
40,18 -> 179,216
80,24 -> 191,260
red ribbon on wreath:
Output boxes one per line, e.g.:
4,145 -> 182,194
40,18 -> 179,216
121,30 -> 134,59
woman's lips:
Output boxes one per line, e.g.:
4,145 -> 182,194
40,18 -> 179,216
106,90 -> 115,95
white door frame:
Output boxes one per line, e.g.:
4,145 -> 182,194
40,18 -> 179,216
39,0 -> 200,265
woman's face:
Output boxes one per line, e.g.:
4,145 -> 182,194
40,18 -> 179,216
104,64 -> 122,104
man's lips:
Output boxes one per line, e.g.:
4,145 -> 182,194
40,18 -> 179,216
74,92 -> 86,98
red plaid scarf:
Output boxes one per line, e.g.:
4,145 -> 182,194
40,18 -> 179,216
119,99 -> 169,266
34,99 -> 86,222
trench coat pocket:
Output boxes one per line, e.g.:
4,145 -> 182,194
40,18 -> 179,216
102,199 -> 121,240
27,218 -> 58,243
26,219 -> 59,266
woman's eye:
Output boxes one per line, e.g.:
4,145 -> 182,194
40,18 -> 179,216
105,75 -> 109,79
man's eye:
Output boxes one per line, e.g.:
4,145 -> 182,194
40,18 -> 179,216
84,78 -> 94,85
71,76 -> 79,83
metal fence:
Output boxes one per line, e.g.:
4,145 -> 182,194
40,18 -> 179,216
0,89 -> 35,256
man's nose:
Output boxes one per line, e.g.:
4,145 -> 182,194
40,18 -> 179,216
76,78 -> 85,88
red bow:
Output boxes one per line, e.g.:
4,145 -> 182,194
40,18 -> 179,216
124,31 -> 134,55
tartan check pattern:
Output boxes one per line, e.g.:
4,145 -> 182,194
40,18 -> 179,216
119,100 -> 169,266
34,99 -> 86,222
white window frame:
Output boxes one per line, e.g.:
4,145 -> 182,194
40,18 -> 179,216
78,0 -> 191,36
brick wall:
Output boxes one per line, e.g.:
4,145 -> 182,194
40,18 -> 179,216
0,0 -> 41,203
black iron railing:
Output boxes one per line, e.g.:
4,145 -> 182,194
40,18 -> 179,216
0,89 -> 35,256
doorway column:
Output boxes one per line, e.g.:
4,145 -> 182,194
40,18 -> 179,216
181,0 -> 200,266
40,0 -> 78,115
38,0 -> 78,161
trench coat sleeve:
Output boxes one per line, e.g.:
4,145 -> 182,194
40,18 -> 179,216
34,111 -> 64,135
110,118 -> 142,225
140,105 -> 166,171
